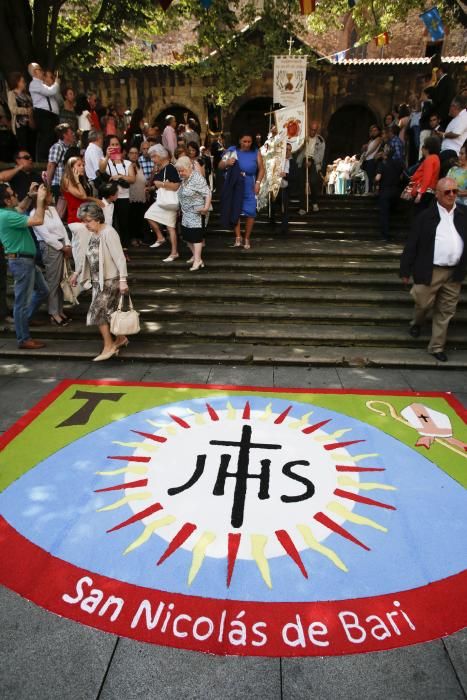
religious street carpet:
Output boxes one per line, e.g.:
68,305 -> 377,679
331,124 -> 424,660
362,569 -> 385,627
0,381 -> 466,657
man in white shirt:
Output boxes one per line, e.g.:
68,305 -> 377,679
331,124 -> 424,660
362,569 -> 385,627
161,115 -> 177,159
28,62 -> 61,161
84,130 -> 104,186
296,121 -> 326,215
440,96 -> 467,174
400,177 -> 467,362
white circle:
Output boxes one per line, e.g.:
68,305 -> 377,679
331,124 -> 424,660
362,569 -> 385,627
126,405 -> 358,560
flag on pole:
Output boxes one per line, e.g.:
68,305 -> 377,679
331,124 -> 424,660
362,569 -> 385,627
299,0 -> 316,15
374,32 -> 389,47
419,7 -> 445,42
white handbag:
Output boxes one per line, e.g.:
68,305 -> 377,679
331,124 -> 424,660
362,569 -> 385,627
157,168 -> 179,211
60,258 -> 79,306
110,294 -> 140,336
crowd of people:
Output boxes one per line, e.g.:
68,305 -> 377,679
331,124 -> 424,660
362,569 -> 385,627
0,61 -> 466,362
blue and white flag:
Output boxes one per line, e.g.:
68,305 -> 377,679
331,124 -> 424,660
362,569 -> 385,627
420,7 -> 445,42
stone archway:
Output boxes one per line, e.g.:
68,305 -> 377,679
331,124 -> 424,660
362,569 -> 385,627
326,103 -> 378,164
228,97 -> 273,146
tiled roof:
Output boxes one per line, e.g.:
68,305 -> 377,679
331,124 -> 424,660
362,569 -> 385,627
337,56 -> 467,66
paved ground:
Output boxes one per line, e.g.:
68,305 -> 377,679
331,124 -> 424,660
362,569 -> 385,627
0,358 -> 466,700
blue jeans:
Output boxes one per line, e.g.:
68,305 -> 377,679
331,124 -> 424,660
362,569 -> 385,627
8,258 -> 49,345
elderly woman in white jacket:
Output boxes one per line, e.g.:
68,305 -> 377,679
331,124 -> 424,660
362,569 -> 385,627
70,202 -> 129,361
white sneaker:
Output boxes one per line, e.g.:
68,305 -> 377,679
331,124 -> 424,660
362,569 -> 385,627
312,204 -> 319,212
150,240 -> 165,248
298,209 -> 306,216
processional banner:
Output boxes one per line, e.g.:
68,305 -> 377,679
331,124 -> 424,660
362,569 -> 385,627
274,103 -> 306,153
273,56 -> 307,107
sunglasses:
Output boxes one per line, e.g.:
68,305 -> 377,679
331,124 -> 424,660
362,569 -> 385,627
440,189 -> 458,195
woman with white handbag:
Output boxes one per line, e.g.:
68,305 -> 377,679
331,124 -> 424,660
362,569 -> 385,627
70,203 -> 130,361
31,188 -> 74,326
144,144 -> 181,262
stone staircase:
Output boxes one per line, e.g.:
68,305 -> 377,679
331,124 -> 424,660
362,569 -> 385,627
1,195 -> 466,368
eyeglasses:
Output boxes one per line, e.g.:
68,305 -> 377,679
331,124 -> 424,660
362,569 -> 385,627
440,189 -> 458,195
18,155 -> 32,160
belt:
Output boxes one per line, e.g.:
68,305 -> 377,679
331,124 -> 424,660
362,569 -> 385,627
6,253 -> 35,259
434,264 -> 456,268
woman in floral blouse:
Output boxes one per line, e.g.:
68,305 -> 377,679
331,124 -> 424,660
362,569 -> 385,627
175,156 -> 211,271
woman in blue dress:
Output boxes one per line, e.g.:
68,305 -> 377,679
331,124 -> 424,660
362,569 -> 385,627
219,132 -> 265,249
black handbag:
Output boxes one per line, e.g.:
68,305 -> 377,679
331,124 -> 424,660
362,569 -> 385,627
94,169 -> 110,190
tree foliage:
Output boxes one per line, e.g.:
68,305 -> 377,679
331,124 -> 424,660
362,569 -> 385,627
307,0 -> 466,43
0,0 -> 464,101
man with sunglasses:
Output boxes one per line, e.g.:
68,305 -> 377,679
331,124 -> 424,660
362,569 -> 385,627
9,151 -> 42,201
400,177 -> 466,362
0,183 -> 49,349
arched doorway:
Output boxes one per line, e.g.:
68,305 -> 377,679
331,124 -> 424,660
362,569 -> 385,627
153,105 -> 201,132
326,104 -> 378,164
229,97 -> 273,145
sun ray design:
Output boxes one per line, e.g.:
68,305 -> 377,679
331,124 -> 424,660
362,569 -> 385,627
146,419 -> 177,435
95,479 -> 148,493
206,403 -> 220,421
186,408 -> 206,425
337,476 -> 397,491
324,439 -> 365,451
336,465 -> 385,473
188,531 -> 216,585
334,488 -> 396,510
97,492 -> 151,512
297,524 -> 348,572
242,401 -> 251,419
95,466 -> 148,476
157,522 -> 197,566
275,529 -> 308,578
107,455 -> 151,463
314,511 -> 370,550
227,532 -> 241,587
226,401 -> 237,420
168,414 -> 191,429
289,411 -> 314,429
131,430 -> 167,443
327,502 -> 388,532
314,428 -> 352,442
260,403 -> 273,421
274,405 -> 293,424
251,534 -> 272,588
107,502 -> 164,533
112,441 -> 158,452
123,515 -> 177,554
351,453 -> 380,462
302,418 -> 332,435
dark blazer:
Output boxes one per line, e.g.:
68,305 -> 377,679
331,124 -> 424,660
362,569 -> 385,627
432,73 -> 456,127
220,160 -> 245,228
400,202 -> 467,284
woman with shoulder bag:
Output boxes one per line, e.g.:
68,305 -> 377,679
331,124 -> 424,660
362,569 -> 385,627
70,202 -> 130,361
99,136 -> 136,257
144,144 -> 181,261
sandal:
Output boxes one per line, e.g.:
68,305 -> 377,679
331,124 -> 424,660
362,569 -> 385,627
243,241 -> 251,250
233,237 -> 243,247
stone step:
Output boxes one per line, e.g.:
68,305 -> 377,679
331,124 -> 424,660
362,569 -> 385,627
21,301 -> 467,324
6,320 -> 466,347
0,337 -> 465,369
128,257 -> 402,272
